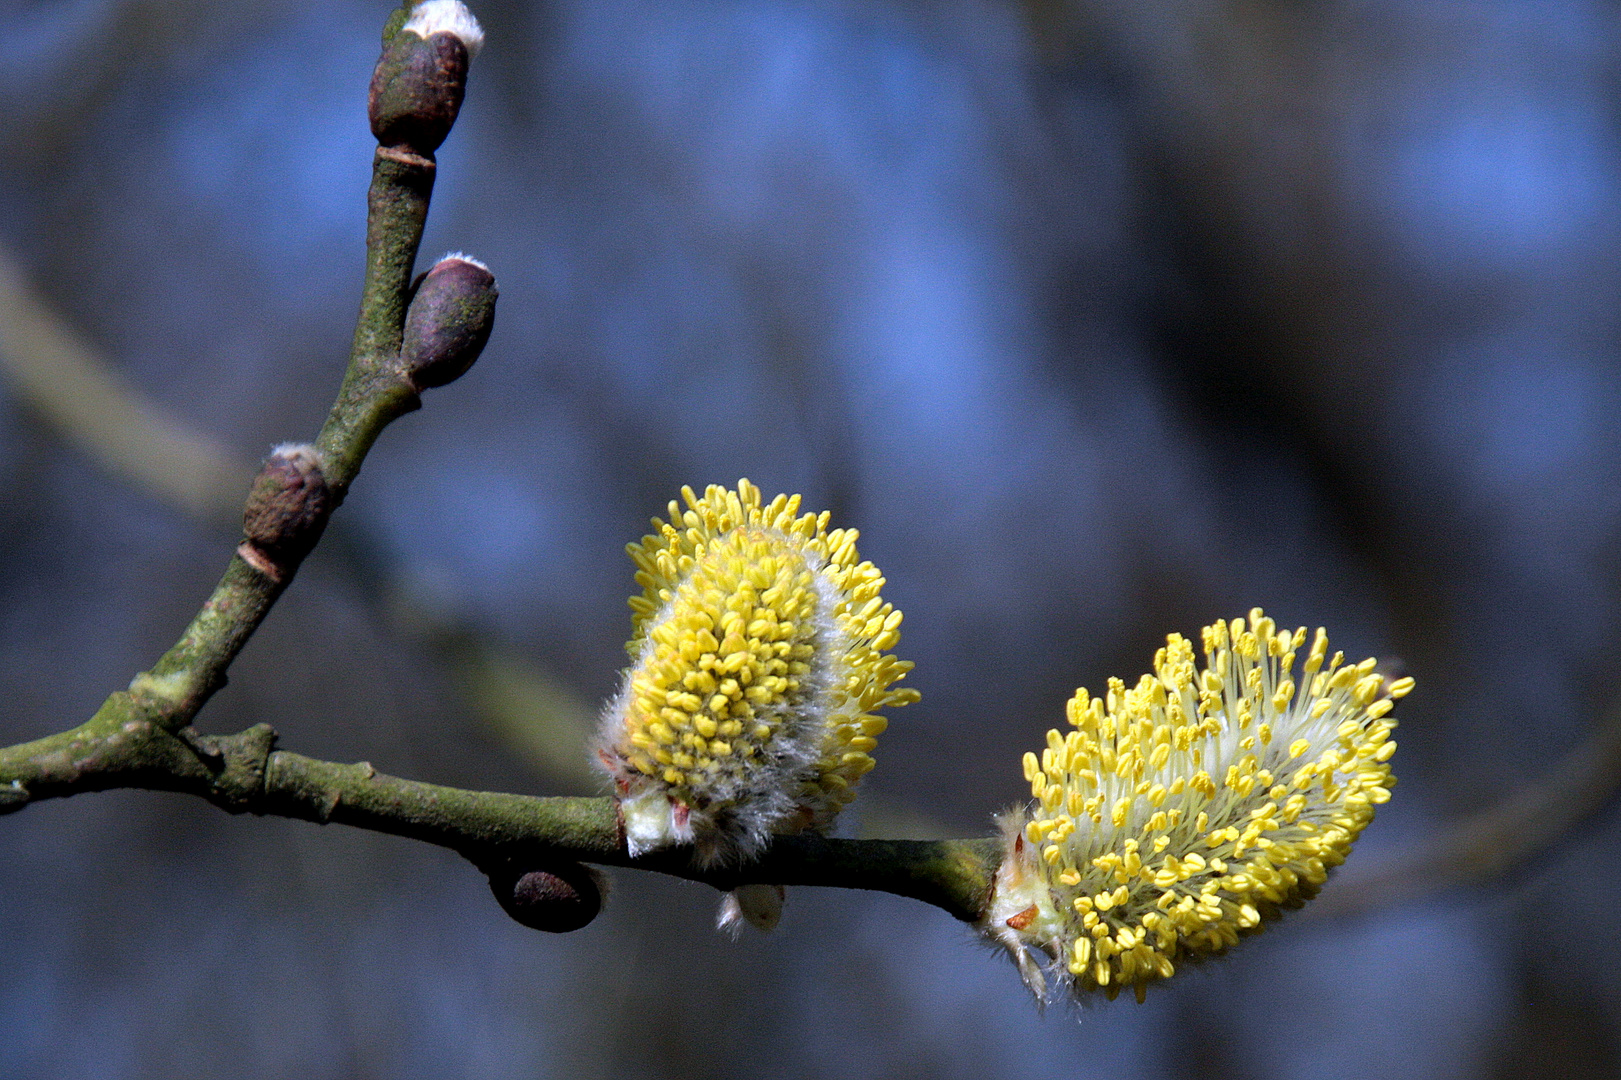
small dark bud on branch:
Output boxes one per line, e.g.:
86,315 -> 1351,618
241,444 -> 332,569
487,860 -> 605,933
368,1 -> 484,154
400,254 -> 497,389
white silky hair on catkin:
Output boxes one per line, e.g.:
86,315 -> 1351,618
595,538 -> 848,865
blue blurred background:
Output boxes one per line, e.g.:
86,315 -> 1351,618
2,0 -> 1620,1075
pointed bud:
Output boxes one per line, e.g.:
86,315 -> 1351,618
400,254 -> 497,390
486,860 -> 605,933
369,1 -> 485,154
241,444 -> 331,568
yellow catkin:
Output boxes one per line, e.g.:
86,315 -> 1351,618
980,609 -> 1408,1004
597,480 -> 918,861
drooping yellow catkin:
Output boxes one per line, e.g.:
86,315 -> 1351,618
597,480 -> 918,863
981,609 -> 1410,1004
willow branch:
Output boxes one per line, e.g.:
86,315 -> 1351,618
114,149 -> 430,739
0,232 -> 610,794
2,11 -> 442,748
0,245 -> 249,525
315,146 -> 434,493
16,0 -> 1606,945
0,5 -> 997,928
0,715 -> 998,921
1313,692 -> 1621,918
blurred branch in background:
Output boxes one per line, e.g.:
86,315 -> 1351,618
0,245 -> 247,526
1317,693 -> 1621,919
428,621 -> 599,787
8,0 -> 230,165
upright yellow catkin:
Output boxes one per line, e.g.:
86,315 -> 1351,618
981,609 -> 1410,1004
596,480 -> 919,868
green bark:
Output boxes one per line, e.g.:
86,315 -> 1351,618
0,2 -> 1005,933
0,717 -> 1000,921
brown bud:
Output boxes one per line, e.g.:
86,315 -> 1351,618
368,2 -> 485,154
401,254 -> 497,389
487,860 -> 604,933
241,444 -> 331,564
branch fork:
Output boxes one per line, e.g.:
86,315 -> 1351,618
0,0 -> 1000,938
